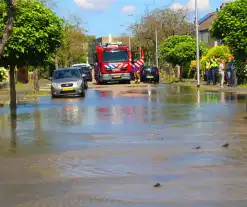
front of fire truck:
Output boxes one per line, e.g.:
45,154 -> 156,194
96,42 -> 131,84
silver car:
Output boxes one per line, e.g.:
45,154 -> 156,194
51,68 -> 85,98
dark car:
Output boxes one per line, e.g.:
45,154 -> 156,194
72,64 -> 92,82
140,66 -> 159,83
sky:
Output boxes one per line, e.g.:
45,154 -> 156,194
53,0 -> 233,38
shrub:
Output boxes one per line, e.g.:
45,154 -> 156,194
0,67 -> 8,82
206,45 -> 232,61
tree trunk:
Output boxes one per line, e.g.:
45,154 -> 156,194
34,66 -> 39,92
9,65 -> 17,110
54,55 -> 58,68
0,0 -> 17,56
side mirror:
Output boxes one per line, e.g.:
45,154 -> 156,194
81,74 -> 87,78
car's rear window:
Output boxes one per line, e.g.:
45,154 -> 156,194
143,67 -> 157,71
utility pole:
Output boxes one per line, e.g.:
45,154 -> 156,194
154,0 -> 158,68
128,35 -> 131,50
195,0 -> 200,87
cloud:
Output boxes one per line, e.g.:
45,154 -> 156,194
170,2 -> 184,10
186,0 -> 210,11
121,5 -> 136,14
74,0 -> 114,11
170,0 -> 210,11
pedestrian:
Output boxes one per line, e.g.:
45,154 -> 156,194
231,56 -> 237,87
134,69 -> 140,84
210,56 -> 218,85
226,57 -> 232,87
206,59 -> 211,84
219,59 -> 225,88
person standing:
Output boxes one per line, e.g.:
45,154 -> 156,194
226,57 -> 232,87
219,60 -> 225,87
206,59 -> 211,84
231,56 -> 237,87
211,56 -> 218,85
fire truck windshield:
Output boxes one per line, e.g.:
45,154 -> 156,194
103,50 -> 128,63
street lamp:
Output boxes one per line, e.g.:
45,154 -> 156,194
195,0 -> 200,87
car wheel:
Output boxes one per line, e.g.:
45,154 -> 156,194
84,81 -> 88,89
81,89 -> 85,97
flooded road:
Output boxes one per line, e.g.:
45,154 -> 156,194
1,84 -> 247,207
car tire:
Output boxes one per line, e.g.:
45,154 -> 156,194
84,81 -> 88,89
81,89 -> 85,97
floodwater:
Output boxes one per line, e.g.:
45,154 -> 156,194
0,84 -> 247,207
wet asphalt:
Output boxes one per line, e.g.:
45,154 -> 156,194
0,83 -> 247,206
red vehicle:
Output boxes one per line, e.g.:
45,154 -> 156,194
94,42 -> 144,84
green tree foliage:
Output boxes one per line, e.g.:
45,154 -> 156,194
56,23 -> 88,67
0,0 -> 64,66
0,0 -> 17,56
211,0 -> 247,59
130,8 -> 195,65
206,45 -> 231,60
159,35 -> 207,67
0,0 -> 64,108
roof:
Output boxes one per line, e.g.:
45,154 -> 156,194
72,63 -> 90,67
198,12 -> 217,31
198,12 -> 214,24
55,67 -> 80,71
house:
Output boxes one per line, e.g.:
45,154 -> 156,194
198,3 -> 225,47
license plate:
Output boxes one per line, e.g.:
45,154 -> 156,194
62,87 -> 73,91
113,76 -> 121,78
147,76 -> 153,78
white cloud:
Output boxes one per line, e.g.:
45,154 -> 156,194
170,0 -> 210,11
74,0 -> 114,11
170,2 -> 184,10
187,0 -> 210,11
121,5 -> 136,14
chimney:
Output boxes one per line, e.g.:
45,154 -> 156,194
220,3 -> 225,10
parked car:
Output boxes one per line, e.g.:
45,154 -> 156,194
140,66 -> 159,83
73,67 -> 88,89
72,64 -> 92,82
51,68 -> 85,98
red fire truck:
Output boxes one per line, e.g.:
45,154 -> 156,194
94,42 -> 144,84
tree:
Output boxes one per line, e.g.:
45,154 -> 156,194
0,0 -> 17,56
211,0 -> 247,59
130,7 -> 195,65
0,0 -> 64,109
159,35 -> 207,78
56,23 -> 87,67
160,35 -> 206,66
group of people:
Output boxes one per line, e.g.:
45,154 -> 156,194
205,56 -> 237,87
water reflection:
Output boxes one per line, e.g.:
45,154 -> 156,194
34,109 -> 42,146
10,108 -> 18,153
57,98 -> 82,125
